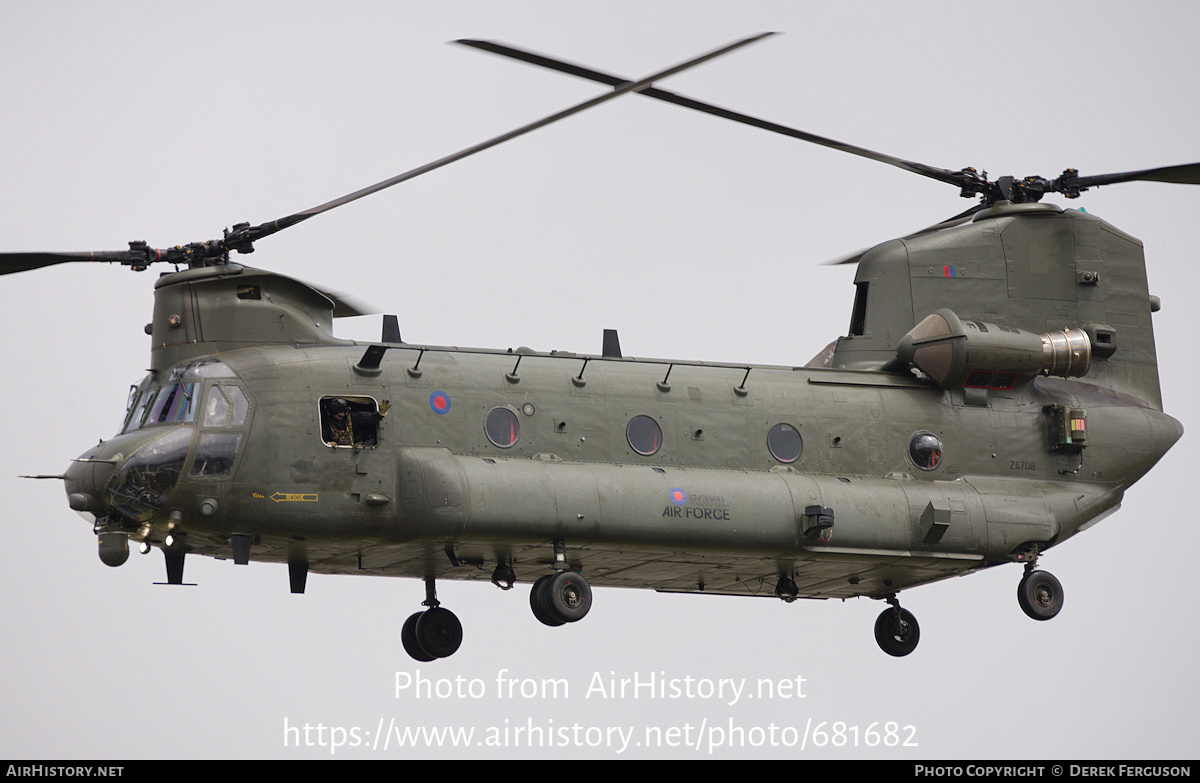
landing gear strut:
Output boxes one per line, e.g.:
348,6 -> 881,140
401,576 -> 463,661
874,596 -> 920,657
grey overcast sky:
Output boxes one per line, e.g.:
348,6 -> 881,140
2,0 -> 1198,760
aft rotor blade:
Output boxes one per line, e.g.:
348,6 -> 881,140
457,38 -> 973,191
1073,162 -> 1200,190
242,32 -> 778,244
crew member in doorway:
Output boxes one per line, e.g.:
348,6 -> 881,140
323,397 -> 390,447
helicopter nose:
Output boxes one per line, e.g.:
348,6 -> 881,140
63,425 -> 194,525
63,443 -> 121,519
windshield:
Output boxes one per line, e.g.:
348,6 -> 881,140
121,359 -> 237,434
147,382 -> 197,425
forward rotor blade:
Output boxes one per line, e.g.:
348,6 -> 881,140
1073,162 -> 1200,190
825,204 -> 985,265
2,34 -> 775,276
457,38 -> 973,191
242,32 -> 777,245
0,250 -> 136,277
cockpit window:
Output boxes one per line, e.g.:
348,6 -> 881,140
192,382 -> 250,478
146,382 -> 198,426
191,432 -> 242,477
204,386 -> 229,427
121,383 -> 196,432
122,388 -> 155,434
179,359 -> 237,380
203,384 -> 248,427
226,386 -> 249,426
121,361 -> 238,435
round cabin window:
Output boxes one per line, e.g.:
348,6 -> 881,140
908,431 -> 944,471
626,415 -> 662,456
484,406 -> 520,448
767,423 -> 803,463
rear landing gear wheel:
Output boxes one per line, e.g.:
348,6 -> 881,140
401,607 -> 463,660
530,575 -> 566,627
546,570 -> 592,622
530,571 -> 592,625
874,607 -> 920,657
1018,570 -> 1063,621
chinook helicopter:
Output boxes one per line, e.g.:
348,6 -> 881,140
6,33 -> 1191,661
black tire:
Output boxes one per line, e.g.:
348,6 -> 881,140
1018,570 -> 1064,621
401,611 -> 436,661
416,607 -> 463,658
543,570 -> 592,624
874,607 -> 920,657
530,575 -> 565,627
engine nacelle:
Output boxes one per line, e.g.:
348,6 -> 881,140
896,308 -> 1091,389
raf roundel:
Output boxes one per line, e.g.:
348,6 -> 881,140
670,488 -> 688,506
429,391 -> 451,415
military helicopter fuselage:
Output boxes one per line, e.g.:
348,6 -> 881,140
12,34 -> 1192,659
58,199 -> 1182,660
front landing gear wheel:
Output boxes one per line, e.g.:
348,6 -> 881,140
416,607 -> 463,658
1018,570 -> 1063,621
401,607 -> 463,660
401,612 -> 435,661
874,607 -> 920,657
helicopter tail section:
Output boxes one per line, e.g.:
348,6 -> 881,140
830,202 -> 1166,410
